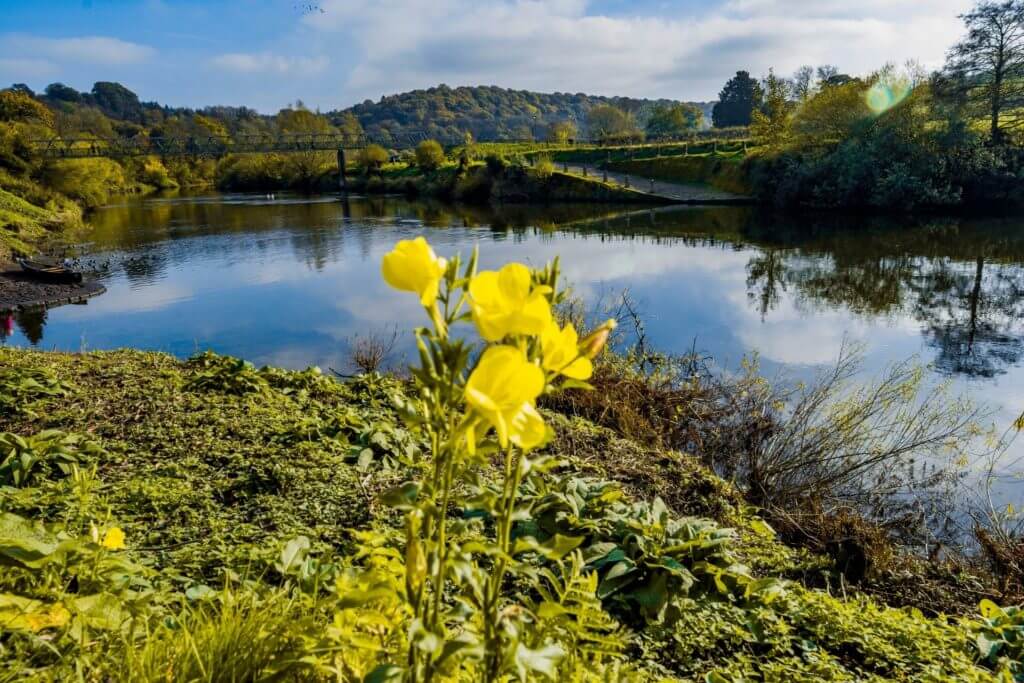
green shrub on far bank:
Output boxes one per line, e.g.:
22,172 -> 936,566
414,139 -> 445,170
40,158 -> 130,208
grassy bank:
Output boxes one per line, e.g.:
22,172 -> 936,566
606,153 -> 754,196
0,346 -> 1018,681
348,161 -> 672,205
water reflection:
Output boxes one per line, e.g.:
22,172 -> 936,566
5,193 -> 1024,391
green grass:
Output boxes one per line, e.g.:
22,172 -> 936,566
0,347 -> 1014,681
607,154 -> 754,196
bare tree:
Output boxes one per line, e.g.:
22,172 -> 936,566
792,65 -> 815,101
943,0 -> 1024,143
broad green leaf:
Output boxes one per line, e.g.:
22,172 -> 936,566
0,593 -> 70,632
514,642 -> 564,682
276,536 -> 311,574
513,534 -> 583,560
364,664 -> 404,683
980,598 -> 1004,620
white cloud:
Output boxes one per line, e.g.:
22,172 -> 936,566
296,0 -> 973,104
0,57 -> 57,79
210,52 -> 329,75
2,35 -> 156,66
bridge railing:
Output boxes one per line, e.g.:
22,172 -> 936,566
27,132 -> 373,158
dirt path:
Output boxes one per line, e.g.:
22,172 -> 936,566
563,164 -> 752,204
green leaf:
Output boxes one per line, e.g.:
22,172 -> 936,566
979,598 -> 1004,620
275,536 -> 311,574
976,632 -> 1001,660
0,593 -> 70,632
512,534 -> 583,560
364,664 -> 404,683
380,482 -> 420,510
185,585 -> 216,601
514,643 -> 564,682
0,513 -> 59,569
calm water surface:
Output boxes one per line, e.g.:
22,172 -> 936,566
3,192 -> 1023,477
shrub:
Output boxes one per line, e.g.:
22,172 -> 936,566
414,139 -> 445,171
534,154 -> 555,179
40,158 -> 127,208
0,90 -> 53,127
357,144 -> 388,174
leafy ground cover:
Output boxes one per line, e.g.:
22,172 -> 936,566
0,346 -> 1018,681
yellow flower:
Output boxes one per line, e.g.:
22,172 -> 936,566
381,237 -> 447,306
468,263 -> 552,341
101,527 -> 125,550
579,319 -> 617,359
541,321 -> 593,380
465,345 -> 547,450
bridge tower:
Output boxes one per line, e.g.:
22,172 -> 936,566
337,148 -> 347,192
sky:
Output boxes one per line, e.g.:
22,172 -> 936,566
0,0 -> 975,113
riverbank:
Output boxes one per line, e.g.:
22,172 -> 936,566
0,345 -> 1017,680
0,267 -> 105,312
348,161 -> 680,205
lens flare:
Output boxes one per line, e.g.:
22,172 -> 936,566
866,77 -> 912,115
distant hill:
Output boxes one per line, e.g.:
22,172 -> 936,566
331,84 -> 713,143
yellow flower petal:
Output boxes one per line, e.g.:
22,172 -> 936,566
465,345 -> 546,450
469,264 -> 552,341
541,321 -> 593,381
381,237 -> 447,307
507,402 -> 547,450
101,527 -> 125,550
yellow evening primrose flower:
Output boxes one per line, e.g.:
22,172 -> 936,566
541,321 -> 593,380
101,527 -> 126,550
468,263 -> 552,341
465,345 -> 547,450
381,237 -> 447,306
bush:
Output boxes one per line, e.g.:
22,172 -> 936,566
414,139 -> 445,171
534,154 -> 555,179
357,144 -> 388,174
41,158 -> 127,208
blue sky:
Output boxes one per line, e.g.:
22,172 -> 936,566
0,0 -> 973,112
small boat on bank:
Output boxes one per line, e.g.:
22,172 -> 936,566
17,259 -> 83,284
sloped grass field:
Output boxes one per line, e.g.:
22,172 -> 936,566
0,347 -> 1020,681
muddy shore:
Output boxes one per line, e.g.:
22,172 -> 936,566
0,268 -> 106,312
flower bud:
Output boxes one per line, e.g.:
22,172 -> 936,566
579,319 -> 617,359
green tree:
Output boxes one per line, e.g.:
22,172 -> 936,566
943,0 -> 1024,143
791,78 -> 868,145
90,81 -> 143,123
276,103 -> 337,187
358,144 -> 388,173
335,111 -> 363,143
43,83 -> 81,103
712,71 -> 763,127
546,120 -> 577,144
751,70 -> 792,149
54,106 -> 114,138
586,104 -> 639,143
0,90 -> 53,127
415,139 -> 445,170
645,104 -> 702,138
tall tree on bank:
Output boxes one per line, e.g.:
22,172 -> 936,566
712,71 -> 763,127
751,70 -> 792,149
943,0 -> 1024,143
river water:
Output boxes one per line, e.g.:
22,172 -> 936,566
3,192 -> 1023,494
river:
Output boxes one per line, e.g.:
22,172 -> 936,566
2,191 -> 1023,497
